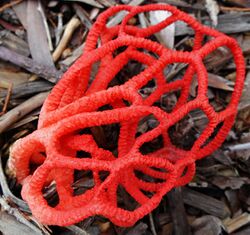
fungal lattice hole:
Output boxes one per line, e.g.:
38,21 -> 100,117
92,123 -> 120,154
76,151 -> 91,159
136,114 -> 159,137
117,185 -> 140,211
154,89 -> 181,113
108,60 -> 146,88
98,171 -> 110,182
139,135 -> 164,155
168,109 -> 209,150
138,78 -> 157,99
201,122 -> 224,149
164,63 -> 190,83
112,46 -> 129,58
72,170 -> 95,196
134,169 -> 166,184
175,20 -> 195,39
137,48 -> 159,59
43,182 -> 59,208
106,10 -> 129,28
88,61 -> 101,87
140,189 -> 155,199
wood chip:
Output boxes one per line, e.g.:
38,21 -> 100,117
224,213 -> 250,233
175,12 -> 250,36
182,187 -> 230,219
168,187 -> 192,235
191,215 -> 224,235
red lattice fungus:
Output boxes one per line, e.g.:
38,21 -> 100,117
9,4 -> 245,227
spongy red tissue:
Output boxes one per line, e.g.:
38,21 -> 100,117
9,4 -> 245,227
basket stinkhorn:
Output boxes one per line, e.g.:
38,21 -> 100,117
9,4 -> 245,227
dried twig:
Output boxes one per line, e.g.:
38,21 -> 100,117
0,91 -> 49,134
220,6 -> 250,12
0,82 -> 12,116
55,13 -> 64,46
53,16 -> 81,62
0,46 -> 62,83
0,0 -> 23,13
0,80 -> 53,99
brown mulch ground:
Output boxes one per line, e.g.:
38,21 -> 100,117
1,0 -> 250,234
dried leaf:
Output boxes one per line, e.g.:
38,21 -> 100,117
106,0 -> 145,27
64,0 -> 104,8
27,0 -> 54,67
206,73 -> 234,91
205,0 -> 220,27
12,1 -> 28,29
149,10 -> 175,48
